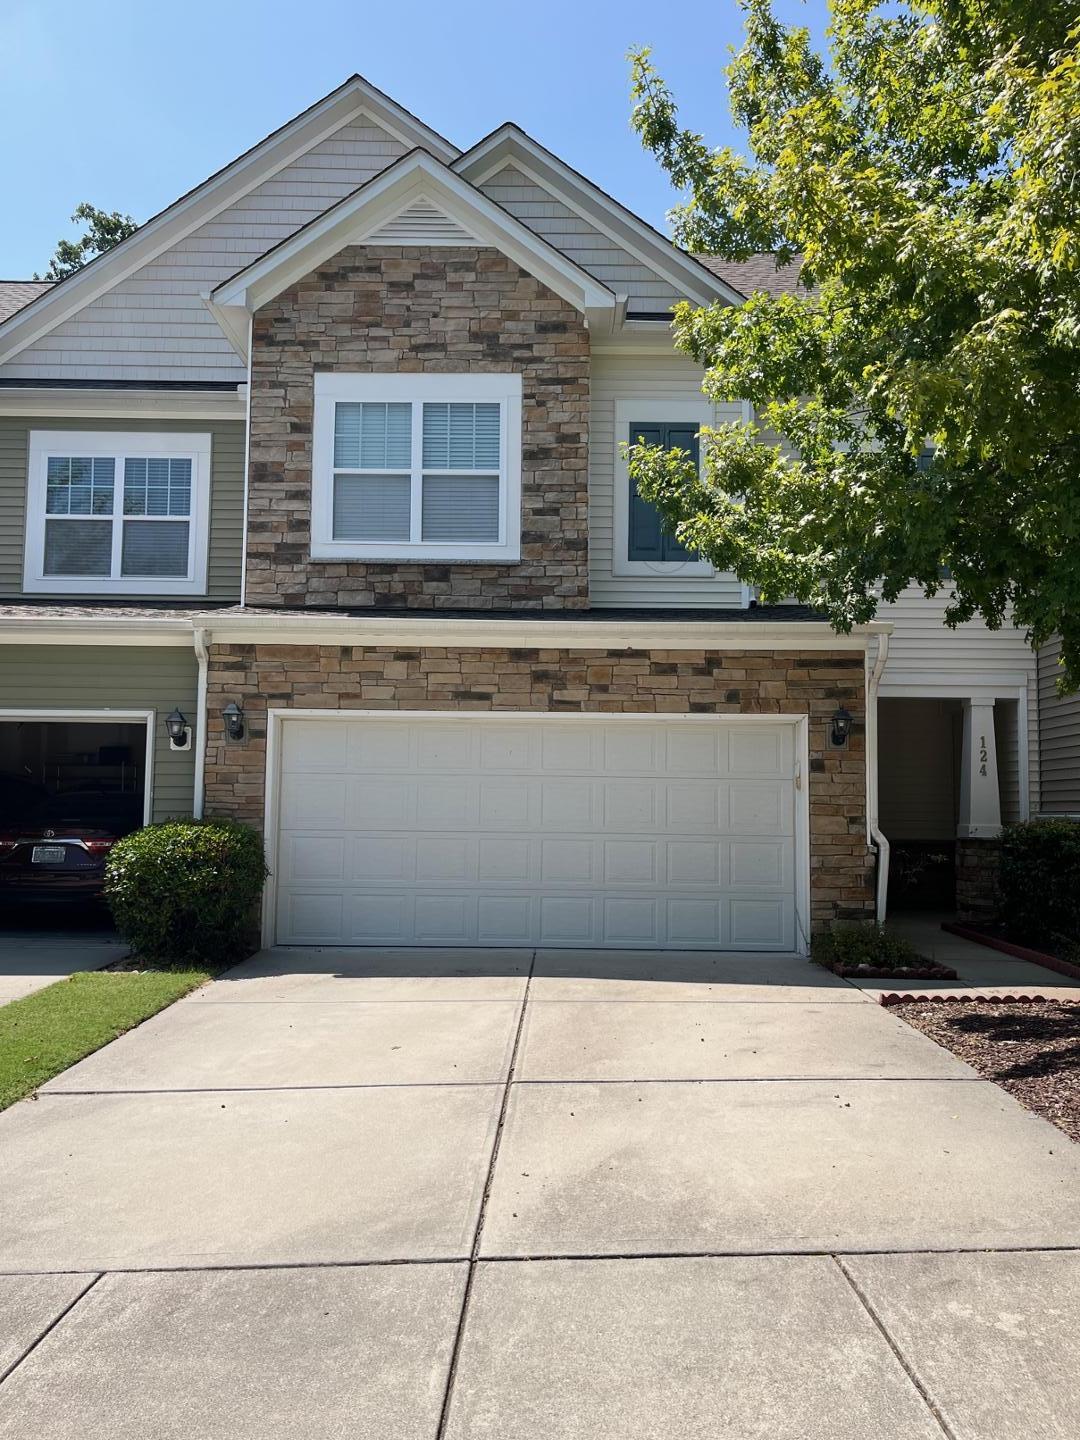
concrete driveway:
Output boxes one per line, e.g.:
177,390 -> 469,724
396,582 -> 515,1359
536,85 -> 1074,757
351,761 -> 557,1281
2,947 -> 1079,1438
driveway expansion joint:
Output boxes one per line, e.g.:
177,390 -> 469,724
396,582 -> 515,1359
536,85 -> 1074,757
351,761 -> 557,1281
833,1255 -> 958,1440
0,1272 -> 102,1387
435,949 -> 537,1440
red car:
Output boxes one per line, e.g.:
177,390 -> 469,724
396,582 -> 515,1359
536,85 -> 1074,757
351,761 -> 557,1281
0,787 -> 143,904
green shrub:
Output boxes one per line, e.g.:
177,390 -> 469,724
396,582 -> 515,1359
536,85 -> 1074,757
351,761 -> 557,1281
104,819 -> 267,966
811,923 -> 920,971
998,819 -> 1080,947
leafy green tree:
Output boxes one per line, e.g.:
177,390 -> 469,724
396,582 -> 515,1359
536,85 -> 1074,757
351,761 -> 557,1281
627,1 -> 1080,688
37,203 -> 138,281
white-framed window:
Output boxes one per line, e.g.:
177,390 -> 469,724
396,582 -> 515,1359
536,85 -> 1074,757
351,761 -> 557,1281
24,431 -> 212,595
311,373 -> 522,562
613,399 -> 714,578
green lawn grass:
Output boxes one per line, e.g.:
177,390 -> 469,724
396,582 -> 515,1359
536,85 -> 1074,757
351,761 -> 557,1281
0,968 -> 213,1111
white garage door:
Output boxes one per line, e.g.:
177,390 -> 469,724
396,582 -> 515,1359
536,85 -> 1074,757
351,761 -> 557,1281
273,714 -> 802,950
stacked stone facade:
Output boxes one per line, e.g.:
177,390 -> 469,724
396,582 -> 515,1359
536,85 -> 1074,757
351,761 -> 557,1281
246,246 -> 590,609
204,643 -> 875,930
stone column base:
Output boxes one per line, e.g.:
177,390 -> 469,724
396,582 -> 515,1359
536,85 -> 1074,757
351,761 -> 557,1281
955,837 -> 1000,922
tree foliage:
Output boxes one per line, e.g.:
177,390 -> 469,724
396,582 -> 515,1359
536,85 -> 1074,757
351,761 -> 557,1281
627,1 -> 1080,688
36,202 -> 138,281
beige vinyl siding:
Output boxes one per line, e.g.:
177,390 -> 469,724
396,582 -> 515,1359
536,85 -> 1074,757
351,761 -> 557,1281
0,416 -> 243,600
480,166 -> 685,311
589,350 -> 746,608
0,645 -> 197,820
878,585 -> 1039,818
3,122 -> 407,383
1038,638 -> 1080,813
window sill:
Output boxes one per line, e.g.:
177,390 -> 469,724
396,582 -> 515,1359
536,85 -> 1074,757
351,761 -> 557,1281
22,575 -> 209,597
612,559 -> 715,579
309,542 -> 522,564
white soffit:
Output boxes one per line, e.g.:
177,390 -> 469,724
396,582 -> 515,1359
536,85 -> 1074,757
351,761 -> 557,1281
454,125 -> 744,309
209,150 -> 617,350
0,75 -> 459,369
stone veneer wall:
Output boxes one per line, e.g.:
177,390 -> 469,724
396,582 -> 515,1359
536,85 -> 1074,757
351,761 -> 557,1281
955,837 -> 1001,921
204,644 -> 874,931
246,247 -> 590,609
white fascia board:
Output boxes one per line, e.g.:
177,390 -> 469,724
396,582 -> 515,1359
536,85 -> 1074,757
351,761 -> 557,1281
199,615 -> 881,650
0,619 -> 197,645
454,127 -> 743,309
0,77 -> 459,370
0,386 -> 245,421
211,153 -> 616,340
0,614 -> 884,651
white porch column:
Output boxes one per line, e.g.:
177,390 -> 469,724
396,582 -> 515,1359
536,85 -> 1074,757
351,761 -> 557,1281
957,699 -> 1001,838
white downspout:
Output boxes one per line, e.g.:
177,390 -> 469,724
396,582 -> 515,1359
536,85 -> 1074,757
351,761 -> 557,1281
193,626 -> 210,820
867,629 -> 892,922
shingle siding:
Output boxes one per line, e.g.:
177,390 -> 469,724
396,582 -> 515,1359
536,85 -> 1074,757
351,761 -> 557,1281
1,122 -> 408,383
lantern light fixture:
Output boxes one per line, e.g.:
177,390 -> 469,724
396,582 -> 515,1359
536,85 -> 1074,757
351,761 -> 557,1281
221,702 -> 246,742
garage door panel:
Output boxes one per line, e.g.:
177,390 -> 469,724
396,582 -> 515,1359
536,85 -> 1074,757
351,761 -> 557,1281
346,721 -> 411,771
730,898 -> 790,948
275,717 -> 802,950
478,837 -> 532,882
728,782 -> 790,833
282,721 -> 350,773
282,775 -> 348,825
665,783 -> 721,831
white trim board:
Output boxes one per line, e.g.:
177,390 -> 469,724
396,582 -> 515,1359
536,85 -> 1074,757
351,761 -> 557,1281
0,615 -> 886,649
0,76 -> 458,369
209,150 -> 616,349
0,707 -> 155,826
260,707 -> 811,953
0,388 -> 245,421
23,430 -> 212,597
310,372 -> 522,563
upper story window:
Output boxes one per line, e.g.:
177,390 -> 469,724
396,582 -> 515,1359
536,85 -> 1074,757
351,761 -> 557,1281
613,399 -> 713,579
311,373 -> 522,562
24,431 -> 211,595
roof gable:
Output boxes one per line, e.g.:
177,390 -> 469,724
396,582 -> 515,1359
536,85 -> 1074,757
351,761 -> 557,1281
0,76 -> 459,374
453,125 -> 743,311
208,150 -> 617,354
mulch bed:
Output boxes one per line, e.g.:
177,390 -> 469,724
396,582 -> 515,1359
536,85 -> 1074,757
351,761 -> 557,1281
895,1000 -> 1080,1143
815,957 -> 959,981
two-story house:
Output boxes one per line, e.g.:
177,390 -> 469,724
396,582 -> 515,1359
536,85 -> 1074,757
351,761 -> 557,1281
0,76 -> 1046,951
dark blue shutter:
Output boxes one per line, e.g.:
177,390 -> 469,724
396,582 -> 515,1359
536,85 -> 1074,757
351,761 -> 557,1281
627,422 -> 698,562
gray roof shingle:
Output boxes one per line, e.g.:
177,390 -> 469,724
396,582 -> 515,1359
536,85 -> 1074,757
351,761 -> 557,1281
0,280 -> 53,323
694,254 -> 806,300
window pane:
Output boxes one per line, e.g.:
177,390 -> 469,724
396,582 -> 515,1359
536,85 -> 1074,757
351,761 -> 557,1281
46,456 -> 114,517
334,402 -> 411,469
422,403 -> 500,470
121,519 -> 190,577
333,473 -> 411,541
43,519 -> 112,576
124,457 -> 192,517
422,473 -> 500,542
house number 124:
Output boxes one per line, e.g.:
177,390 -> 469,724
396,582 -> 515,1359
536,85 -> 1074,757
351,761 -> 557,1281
979,735 -> 988,777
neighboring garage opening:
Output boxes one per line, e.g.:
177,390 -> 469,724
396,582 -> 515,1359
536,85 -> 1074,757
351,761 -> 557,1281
0,718 -> 147,831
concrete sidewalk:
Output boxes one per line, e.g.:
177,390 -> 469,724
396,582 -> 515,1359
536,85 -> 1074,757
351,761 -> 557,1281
1,945 -> 1078,1437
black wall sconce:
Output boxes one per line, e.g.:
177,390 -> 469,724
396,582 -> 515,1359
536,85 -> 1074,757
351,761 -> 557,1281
221,702 -> 246,742
830,706 -> 853,748
165,708 -> 191,751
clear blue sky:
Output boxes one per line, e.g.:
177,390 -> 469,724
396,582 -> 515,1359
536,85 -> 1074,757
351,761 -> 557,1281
0,0 -> 830,279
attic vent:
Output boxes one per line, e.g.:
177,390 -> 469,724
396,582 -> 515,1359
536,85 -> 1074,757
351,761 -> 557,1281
365,198 -> 479,246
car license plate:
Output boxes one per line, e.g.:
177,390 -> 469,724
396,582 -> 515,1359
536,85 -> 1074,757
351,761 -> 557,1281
31,845 -> 67,865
